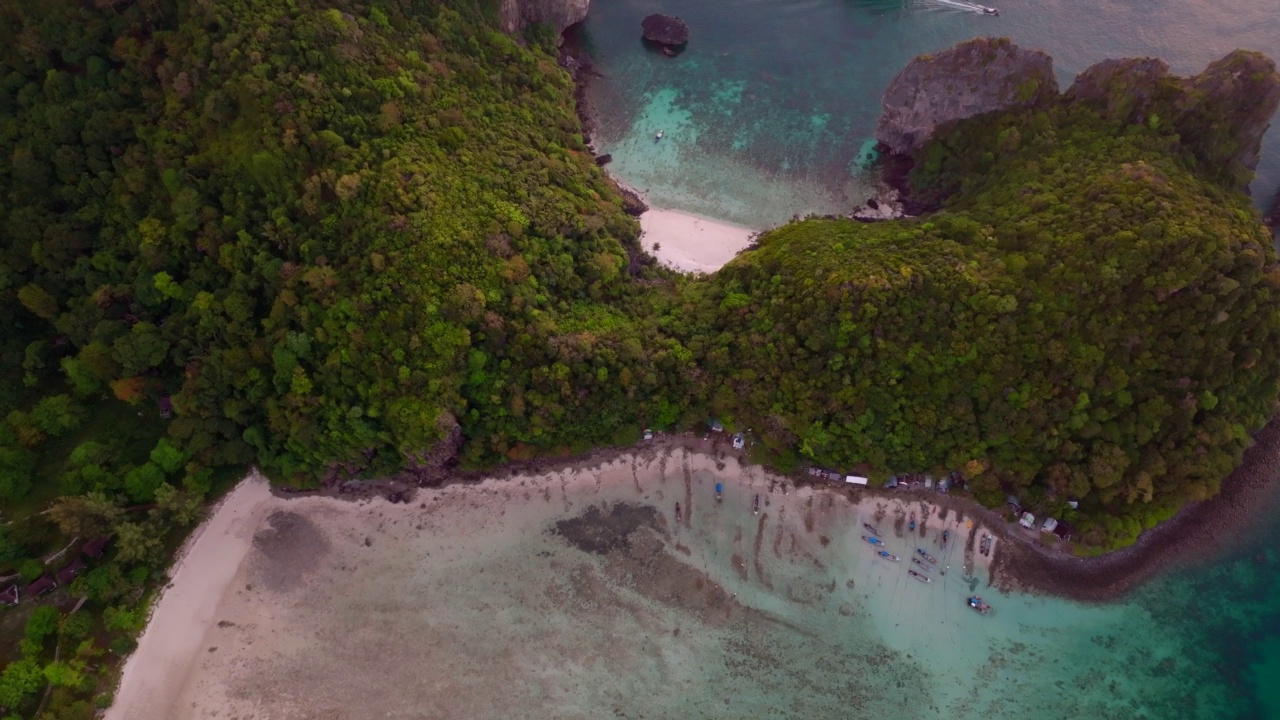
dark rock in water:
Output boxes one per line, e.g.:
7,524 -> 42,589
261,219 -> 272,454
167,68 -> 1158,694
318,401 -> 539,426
642,14 -> 689,49
594,153 -> 612,165
552,502 -> 662,555
875,38 -> 1057,156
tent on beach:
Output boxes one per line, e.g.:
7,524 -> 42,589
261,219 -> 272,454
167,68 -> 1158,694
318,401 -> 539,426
845,475 -> 869,485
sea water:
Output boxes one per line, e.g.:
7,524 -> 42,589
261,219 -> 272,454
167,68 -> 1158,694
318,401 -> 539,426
581,0 -> 1280,227
177,451 -> 1280,719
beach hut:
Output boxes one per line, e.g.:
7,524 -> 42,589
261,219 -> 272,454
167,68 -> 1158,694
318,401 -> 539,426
0,585 -> 18,607
1041,517 -> 1059,535
708,418 -> 724,433
81,536 -> 110,558
56,558 -> 86,585
25,576 -> 57,599
885,476 -> 898,489
845,475 -> 869,485
1018,512 -> 1036,529
158,395 -> 174,419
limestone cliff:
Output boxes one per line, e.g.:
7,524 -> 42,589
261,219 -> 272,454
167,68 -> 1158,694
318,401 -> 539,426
874,38 -> 1058,155
1067,50 -> 1280,187
498,0 -> 589,39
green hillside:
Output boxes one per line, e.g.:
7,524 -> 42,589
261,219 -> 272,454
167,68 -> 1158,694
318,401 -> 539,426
0,0 -> 1277,712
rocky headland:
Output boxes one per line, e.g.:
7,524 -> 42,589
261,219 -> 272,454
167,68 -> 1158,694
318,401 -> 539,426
874,37 -> 1058,156
862,38 -> 1280,217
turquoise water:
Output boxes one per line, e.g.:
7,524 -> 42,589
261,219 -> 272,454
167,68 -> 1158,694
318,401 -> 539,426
171,453 -> 1280,718
581,0 -> 1280,227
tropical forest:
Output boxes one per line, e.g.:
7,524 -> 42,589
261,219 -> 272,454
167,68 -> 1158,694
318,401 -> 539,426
0,0 -> 1278,715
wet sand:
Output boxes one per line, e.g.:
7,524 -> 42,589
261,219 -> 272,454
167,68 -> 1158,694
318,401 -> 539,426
106,448 -> 1007,720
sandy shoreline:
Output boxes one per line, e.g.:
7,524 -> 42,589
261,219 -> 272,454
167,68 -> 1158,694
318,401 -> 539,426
105,474 -> 276,720
105,448 -> 1004,719
639,206 -> 758,273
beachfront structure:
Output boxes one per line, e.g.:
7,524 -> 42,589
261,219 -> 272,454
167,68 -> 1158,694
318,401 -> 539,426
25,576 -> 57,598
1019,512 -> 1036,529
82,536 -> 109,558
0,585 -> 17,606
57,558 -> 87,585
845,475 -> 869,485
1041,518 -> 1059,534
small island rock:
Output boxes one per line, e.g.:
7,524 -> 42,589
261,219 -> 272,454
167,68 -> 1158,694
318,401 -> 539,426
642,14 -> 689,49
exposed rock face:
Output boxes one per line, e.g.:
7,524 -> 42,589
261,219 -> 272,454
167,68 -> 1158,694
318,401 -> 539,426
1268,188 -> 1280,228
498,0 -> 590,39
1067,50 -> 1280,188
874,38 -> 1058,155
1065,57 -> 1175,125
641,14 -> 689,48
402,412 -> 462,485
1170,51 -> 1280,183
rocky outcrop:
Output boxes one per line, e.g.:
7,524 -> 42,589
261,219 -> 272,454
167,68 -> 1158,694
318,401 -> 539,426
402,412 -> 462,485
1067,50 -> 1280,188
1064,57 -> 1177,125
498,0 -> 589,40
1268,188 -> 1280,228
641,14 -> 689,49
1170,51 -> 1280,184
874,38 -> 1058,155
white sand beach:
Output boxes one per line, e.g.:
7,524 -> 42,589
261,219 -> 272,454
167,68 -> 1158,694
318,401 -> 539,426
640,208 -> 758,273
103,447 -> 1032,720
105,473 -> 276,720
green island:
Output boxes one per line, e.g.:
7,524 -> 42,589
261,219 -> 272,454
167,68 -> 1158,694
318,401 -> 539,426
0,0 -> 1278,715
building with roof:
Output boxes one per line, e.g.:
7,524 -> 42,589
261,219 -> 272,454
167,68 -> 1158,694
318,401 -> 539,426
25,576 -> 57,599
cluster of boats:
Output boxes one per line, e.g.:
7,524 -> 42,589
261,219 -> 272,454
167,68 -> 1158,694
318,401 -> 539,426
979,533 -> 993,557
860,521 -> 994,614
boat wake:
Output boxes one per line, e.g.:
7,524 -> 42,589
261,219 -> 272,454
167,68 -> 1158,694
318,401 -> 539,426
918,0 -> 1000,15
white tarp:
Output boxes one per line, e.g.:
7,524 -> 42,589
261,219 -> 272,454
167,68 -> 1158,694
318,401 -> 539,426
845,475 -> 869,485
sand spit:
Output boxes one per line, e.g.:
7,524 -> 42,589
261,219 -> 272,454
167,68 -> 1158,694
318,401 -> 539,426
106,473 -> 276,720
639,207 -> 757,273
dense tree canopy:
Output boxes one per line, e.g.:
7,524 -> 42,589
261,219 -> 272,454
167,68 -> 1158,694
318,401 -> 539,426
687,105 -> 1280,546
0,0 -> 1278,711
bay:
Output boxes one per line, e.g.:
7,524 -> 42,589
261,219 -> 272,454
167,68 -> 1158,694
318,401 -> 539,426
581,0 -> 1280,227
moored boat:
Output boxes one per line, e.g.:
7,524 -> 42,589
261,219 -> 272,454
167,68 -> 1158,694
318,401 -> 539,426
876,550 -> 901,562
917,548 -> 937,564
862,535 -> 884,546
715,483 -> 723,501
908,512 -> 916,532
911,556 -> 931,571
968,596 -> 992,615
909,570 -> 931,583
863,522 -> 882,536
753,494 -> 760,515
941,530 -> 950,547
675,502 -> 682,523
